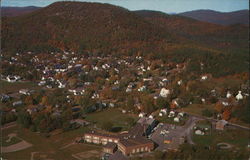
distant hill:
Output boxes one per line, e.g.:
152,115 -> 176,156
2,2 -> 173,54
1,6 -> 41,17
179,9 -> 249,26
134,10 -> 249,50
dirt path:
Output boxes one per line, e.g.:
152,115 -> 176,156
2,140 -> 33,153
60,142 -> 75,150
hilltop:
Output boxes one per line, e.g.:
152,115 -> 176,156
2,2 -> 173,54
179,9 -> 249,26
1,6 -> 41,17
134,10 -> 249,50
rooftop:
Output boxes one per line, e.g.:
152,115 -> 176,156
119,136 -> 153,147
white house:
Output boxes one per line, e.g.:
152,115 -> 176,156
159,88 -> 170,98
162,78 -> 168,82
143,78 -> 152,82
58,81 -> 66,88
174,117 -> 180,122
226,91 -> 232,98
19,89 -> 30,95
149,115 -> 154,119
160,108 -> 167,115
6,75 -> 20,82
126,87 -> 132,92
178,112 -> 184,117
138,86 -> 146,92
122,110 -> 127,114
139,112 -> 146,118
236,91 -> 243,101
168,111 -> 175,118
201,75 -> 208,81
177,80 -> 182,85
159,112 -> 163,117
222,101 -> 229,106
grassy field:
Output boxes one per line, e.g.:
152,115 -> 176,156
2,125 -> 101,160
85,108 -> 138,131
0,80 -> 40,93
181,104 -> 215,116
1,136 -> 22,147
192,128 -> 249,149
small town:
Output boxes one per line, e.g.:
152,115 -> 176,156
1,50 -> 249,160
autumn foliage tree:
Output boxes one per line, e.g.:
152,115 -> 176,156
215,103 -> 224,113
222,108 -> 231,120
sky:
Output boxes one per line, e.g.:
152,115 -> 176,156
1,0 -> 249,13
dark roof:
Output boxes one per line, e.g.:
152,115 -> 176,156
119,136 -> 153,147
108,151 -> 128,160
128,123 -> 147,137
137,117 -> 155,126
104,142 -> 117,149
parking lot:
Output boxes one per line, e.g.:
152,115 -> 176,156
150,116 -> 199,151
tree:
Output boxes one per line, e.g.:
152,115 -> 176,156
141,96 -> 156,114
156,97 -> 169,109
41,96 -> 49,105
215,103 -> 224,113
222,108 -> 231,120
17,111 -> 32,128
24,96 -> 34,105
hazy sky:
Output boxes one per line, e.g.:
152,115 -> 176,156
1,0 -> 249,13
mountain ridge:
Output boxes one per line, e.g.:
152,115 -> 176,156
179,9 -> 249,25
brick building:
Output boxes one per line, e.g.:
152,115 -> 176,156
84,131 -> 119,145
84,117 -> 156,156
118,136 -> 154,155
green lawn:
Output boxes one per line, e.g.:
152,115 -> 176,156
1,136 -> 22,147
85,108 -> 138,131
2,125 -> 97,160
181,104 -> 215,116
192,128 -> 249,149
0,80 -> 40,93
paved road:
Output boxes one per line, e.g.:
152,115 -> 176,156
183,112 -> 250,130
151,115 -> 200,151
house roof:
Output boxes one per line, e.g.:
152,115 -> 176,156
128,123 -> 146,137
119,136 -> 153,148
137,117 -> 155,126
